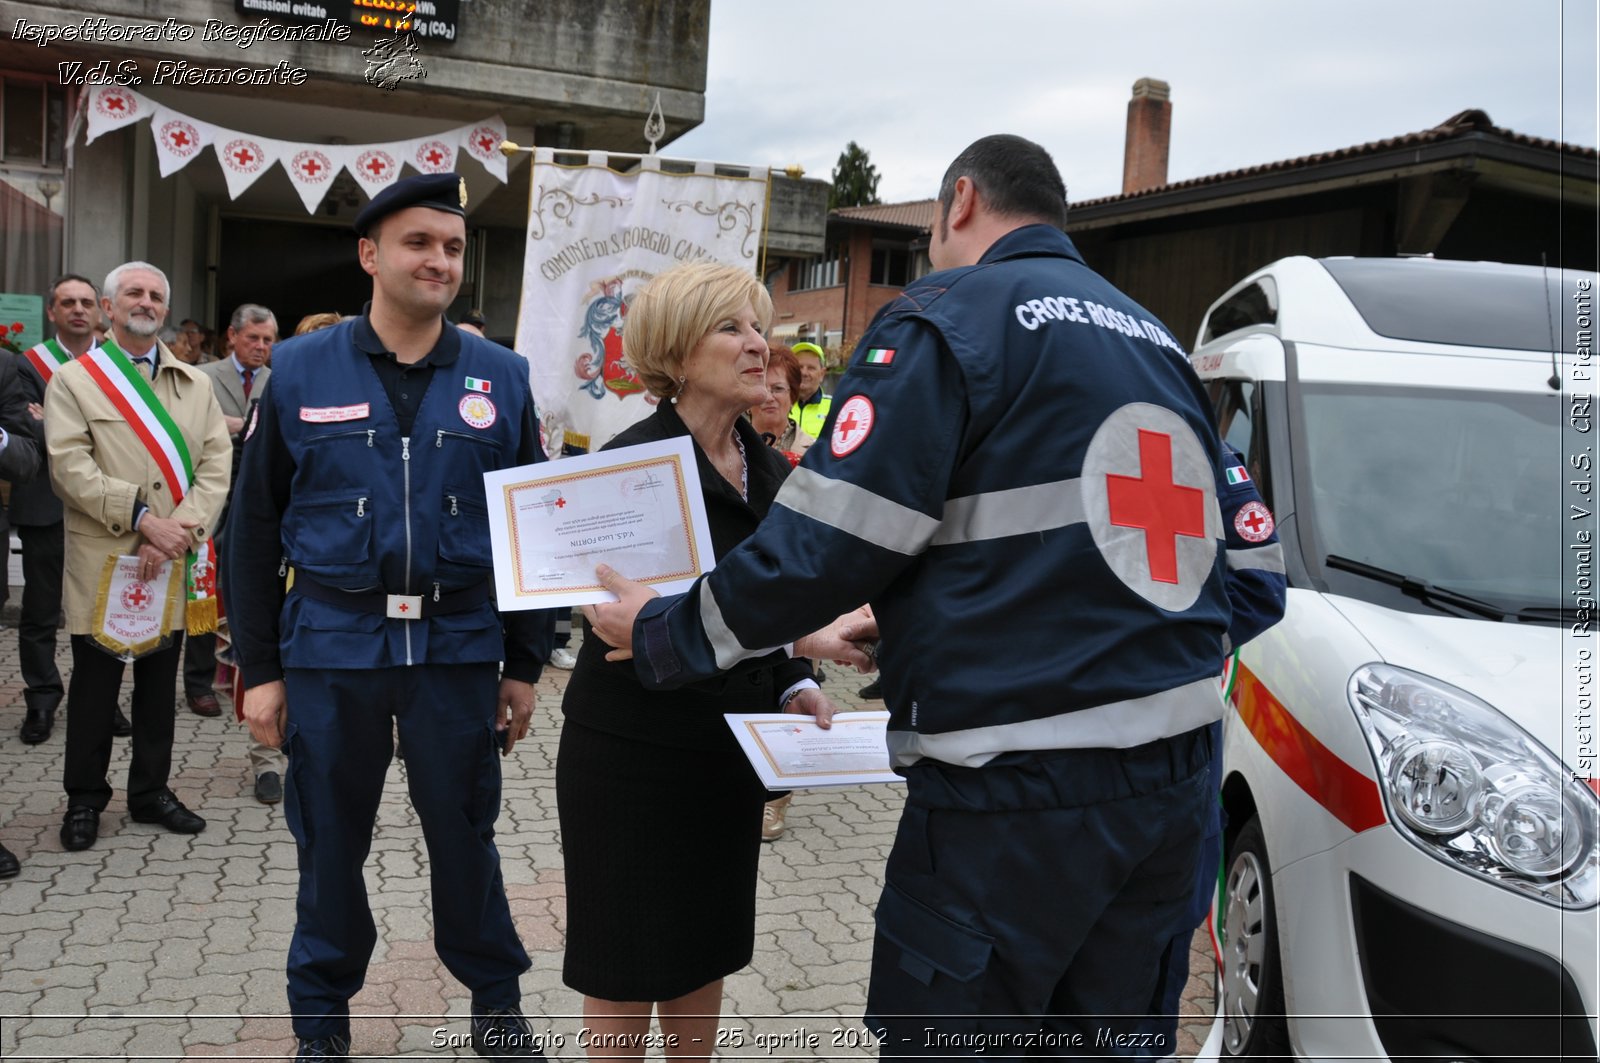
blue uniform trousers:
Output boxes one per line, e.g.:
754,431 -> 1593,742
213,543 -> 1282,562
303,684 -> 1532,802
1144,720 -> 1226,1052
865,727 -> 1211,1060
282,662 -> 530,1039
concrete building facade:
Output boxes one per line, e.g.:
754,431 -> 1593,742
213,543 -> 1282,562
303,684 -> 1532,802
0,0 -> 800,339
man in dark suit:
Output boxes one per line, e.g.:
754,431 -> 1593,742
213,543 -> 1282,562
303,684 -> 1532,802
11,274 -> 113,746
194,303 -> 282,801
0,328 -> 46,876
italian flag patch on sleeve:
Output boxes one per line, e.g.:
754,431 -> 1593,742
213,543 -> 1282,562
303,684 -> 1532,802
1225,465 -> 1250,485
864,348 -> 896,365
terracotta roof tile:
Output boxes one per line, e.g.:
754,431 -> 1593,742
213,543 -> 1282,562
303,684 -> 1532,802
831,199 -> 938,230
1074,109 -> 1597,209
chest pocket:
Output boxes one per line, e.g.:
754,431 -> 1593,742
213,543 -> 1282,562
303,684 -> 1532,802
285,487 -> 375,584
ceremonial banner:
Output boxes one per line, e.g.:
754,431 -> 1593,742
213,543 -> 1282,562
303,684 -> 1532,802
514,149 -> 769,454
91,554 -> 180,660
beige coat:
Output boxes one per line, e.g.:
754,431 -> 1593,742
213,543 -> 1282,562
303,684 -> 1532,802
45,341 -> 233,634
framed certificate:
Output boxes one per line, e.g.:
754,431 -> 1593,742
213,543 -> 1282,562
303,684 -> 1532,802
725,711 -> 904,789
484,436 -> 717,610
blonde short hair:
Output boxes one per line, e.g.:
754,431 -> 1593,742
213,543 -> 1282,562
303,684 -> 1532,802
294,312 -> 343,335
622,261 -> 774,400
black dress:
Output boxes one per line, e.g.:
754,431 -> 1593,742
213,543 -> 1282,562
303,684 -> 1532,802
557,404 -> 814,1001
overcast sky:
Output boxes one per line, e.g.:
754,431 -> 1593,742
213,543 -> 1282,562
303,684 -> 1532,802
669,0 -> 1599,205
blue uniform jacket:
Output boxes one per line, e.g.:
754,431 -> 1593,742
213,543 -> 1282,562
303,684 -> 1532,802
635,225 -> 1283,768
226,317 -> 552,684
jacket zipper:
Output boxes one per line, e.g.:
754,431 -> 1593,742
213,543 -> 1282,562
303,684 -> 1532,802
401,435 -> 413,665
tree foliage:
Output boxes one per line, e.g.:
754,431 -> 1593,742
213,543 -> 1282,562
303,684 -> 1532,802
829,141 -> 881,211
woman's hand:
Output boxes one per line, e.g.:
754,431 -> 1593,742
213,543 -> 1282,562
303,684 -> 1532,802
785,686 -> 837,729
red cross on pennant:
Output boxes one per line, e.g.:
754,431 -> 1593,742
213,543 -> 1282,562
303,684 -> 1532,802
106,96 -> 125,111
171,130 -> 190,147
1105,429 -> 1207,584
426,148 -> 444,165
366,156 -> 388,176
233,148 -> 255,166
478,135 -> 496,153
126,584 -> 149,608
302,159 -> 322,177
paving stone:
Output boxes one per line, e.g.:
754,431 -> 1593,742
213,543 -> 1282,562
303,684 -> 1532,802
0,626 -> 1220,1057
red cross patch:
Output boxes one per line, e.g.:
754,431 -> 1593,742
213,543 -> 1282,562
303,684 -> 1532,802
830,395 -> 875,458
1080,402 -> 1219,612
1234,501 -> 1275,543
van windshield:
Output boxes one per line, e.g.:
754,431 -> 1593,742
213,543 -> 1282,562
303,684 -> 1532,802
1298,384 -> 1566,611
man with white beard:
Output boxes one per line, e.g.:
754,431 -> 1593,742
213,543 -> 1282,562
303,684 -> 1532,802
45,261 -> 231,852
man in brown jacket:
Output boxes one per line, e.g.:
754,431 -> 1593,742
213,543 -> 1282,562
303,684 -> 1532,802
45,260 -> 232,852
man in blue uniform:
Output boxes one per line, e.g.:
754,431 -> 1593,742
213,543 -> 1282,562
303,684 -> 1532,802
589,135 -> 1285,1056
226,174 -> 552,1061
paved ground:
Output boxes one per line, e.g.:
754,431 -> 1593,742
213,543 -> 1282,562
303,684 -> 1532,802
0,583 -> 1217,1060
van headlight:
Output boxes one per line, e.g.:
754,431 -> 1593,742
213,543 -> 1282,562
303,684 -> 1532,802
1349,664 -> 1598,908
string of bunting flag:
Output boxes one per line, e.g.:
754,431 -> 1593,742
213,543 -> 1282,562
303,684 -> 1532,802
80,84 -> 508,212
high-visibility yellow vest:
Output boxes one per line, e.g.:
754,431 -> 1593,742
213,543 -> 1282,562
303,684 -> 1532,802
791,392 -> 831,440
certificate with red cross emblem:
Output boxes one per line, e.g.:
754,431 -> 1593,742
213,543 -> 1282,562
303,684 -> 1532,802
483,436 -> 717,609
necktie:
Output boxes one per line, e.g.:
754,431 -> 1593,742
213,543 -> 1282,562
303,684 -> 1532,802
242,368 -> 254,399
135,356 -> 154,380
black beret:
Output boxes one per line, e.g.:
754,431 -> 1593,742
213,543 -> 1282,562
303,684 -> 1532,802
353,172 -> 467,236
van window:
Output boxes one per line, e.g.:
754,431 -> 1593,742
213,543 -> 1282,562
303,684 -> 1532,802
1201,278 -> 1277,345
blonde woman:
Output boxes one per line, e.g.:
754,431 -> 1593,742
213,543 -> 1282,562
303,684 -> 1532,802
556,262 -> 837,1060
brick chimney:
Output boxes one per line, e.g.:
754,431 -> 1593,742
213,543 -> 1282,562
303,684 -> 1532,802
1122,78 -> 1171,195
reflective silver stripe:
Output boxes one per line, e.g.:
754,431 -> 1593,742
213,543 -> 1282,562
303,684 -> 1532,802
699,578 -> 782,670
885,675 -> 1224,768
775,466 -> 940,555
1226,543 -> 1286,574
930,478 -> 1085,546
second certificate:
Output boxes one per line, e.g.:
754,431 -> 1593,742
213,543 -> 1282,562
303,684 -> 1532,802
483,436 -> 716,609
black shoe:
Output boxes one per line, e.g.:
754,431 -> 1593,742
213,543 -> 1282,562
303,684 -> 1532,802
254,771 -> 283,804
294,1034 -> 350,1061
129,791 -> 205,834
858,679 -> 883,699
111,706 -> 133,737
60,806 -> 100,851
0,842 -> 19,878
19,706 -> 54,744
471,1006 -> 547,1059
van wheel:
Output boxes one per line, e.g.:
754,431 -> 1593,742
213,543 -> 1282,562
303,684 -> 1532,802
1220,817 -> 1292,1058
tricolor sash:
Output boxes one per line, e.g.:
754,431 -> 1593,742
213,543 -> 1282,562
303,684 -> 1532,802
79,340 -> 218,637
23,338 -> 75,382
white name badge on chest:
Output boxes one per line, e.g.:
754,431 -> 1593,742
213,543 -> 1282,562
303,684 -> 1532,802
300,403 -> 371,423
